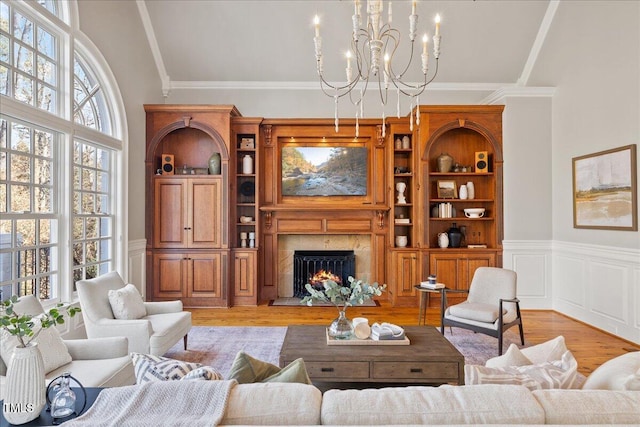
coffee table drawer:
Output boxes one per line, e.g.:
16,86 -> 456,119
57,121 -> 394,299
372,362 -> 460,380
305,361 -> 370,379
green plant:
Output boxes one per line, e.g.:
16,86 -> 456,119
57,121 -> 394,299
301,276 -> 386,312
0,295 -> 81,348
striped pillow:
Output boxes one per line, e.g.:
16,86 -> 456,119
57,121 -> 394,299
130,353 -> 223,384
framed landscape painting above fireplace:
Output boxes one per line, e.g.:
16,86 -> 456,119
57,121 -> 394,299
281,145 -> 368,197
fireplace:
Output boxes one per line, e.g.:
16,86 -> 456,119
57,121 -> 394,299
293,250 -> 356,298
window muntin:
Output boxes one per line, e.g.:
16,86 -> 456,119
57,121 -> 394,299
0,116 -> 58,301
0,1 -> 59,114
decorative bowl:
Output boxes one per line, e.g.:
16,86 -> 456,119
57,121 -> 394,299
464,208 -> 485,218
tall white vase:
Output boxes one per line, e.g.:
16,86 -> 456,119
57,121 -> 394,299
242,155 -> 253,174
4,343 -> 46,424
466,181 -> 475,199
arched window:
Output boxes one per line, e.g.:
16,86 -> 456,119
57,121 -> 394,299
0,0 -> 125,302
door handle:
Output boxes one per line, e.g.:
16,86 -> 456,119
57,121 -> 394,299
320,367 -> 334,372
410,368 -> 423,373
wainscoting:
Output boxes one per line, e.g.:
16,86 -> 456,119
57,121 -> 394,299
504,240 -> 639,344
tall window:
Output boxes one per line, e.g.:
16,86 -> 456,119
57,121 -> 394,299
0,0 -> 124,302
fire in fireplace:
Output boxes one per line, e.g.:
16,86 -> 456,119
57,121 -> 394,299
293,250 -> 356,298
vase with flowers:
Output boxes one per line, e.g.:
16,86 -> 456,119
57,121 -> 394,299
301,276 -> 386,340
1,295 -> 80,425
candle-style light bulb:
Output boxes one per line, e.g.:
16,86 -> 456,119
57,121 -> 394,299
412,0 -> 417,15
422,33 -> 428,55
435,14 -> 441,36
314,15 -> 320,37
388,2 -> 392,24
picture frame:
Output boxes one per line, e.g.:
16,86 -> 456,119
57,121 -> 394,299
437,180 -> 458,199
572,144 -> 637,230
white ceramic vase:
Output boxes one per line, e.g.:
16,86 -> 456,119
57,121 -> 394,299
459,184 -> 468,200
242,155 -> 253,174
466,181 -> 475,199
438,232 -> 449,248
4,343 -> 46,425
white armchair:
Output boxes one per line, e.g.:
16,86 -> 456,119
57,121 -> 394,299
0,296 -> 135,400
76,271 -> 191,356
440,267 -> 525,355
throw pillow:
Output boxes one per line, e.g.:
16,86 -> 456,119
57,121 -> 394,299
520,335 -> 567,365
582,351 -> 640,390
130,352 -> 223,384
0,322 -> 72,374
108,284 -> 147,320
227,351 -> 311,384
465,349 -> 579,391
485,343 -> 533,368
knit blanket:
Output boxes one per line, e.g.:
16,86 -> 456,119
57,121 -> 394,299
64,380 -> 237,427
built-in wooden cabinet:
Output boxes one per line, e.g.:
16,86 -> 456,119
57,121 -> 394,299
154,177 -> 223,249
144,105 -> 239,307
389,250 -> 420,306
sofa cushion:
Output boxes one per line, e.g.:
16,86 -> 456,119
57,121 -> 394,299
108,284 -> 147,320
130,353 -> 222,383
532,389 -> 640,424
582,351 -> 640,390
221,382 -> 322,425
1,323 -> 72,374
465,349 -> 580,390
146,311 -> 192,356
485,343 -> 532,368
46,356 -> 135,388
321,384 -> 545,425
227,351 -> 311,384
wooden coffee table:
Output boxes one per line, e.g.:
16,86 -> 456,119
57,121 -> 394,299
279,325 -> 464,388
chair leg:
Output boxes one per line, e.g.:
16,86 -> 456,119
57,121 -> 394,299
518,322 -> 525,345
498,333 -> 503,356
183,334 -> 188,350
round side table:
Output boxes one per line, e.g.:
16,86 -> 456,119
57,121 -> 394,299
414,285 -> 446,325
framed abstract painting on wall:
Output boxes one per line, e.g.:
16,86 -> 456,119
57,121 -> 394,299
572,144 -> 637,230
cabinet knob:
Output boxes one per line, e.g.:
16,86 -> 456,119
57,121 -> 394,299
320,367 -> 334,372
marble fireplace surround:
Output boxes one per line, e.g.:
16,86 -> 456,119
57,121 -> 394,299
278,234 -> 372,297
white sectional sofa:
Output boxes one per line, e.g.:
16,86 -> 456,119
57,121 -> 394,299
219,382 -> 640,425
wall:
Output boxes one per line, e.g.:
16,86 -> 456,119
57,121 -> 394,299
528,1 -> 640,343
77,0 -> 164,245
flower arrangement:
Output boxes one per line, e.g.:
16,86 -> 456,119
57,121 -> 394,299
301,276 -> 386,312
0,295 -> 81,348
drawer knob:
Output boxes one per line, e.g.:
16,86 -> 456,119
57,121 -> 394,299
320,367 -> 334,372
410,368 -> 423,373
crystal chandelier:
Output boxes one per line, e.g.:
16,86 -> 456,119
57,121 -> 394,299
313,0 -> 442,137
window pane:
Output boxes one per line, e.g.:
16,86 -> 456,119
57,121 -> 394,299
39,219 -> 52,244
85,241 -> 97,264
34,158 -> 51,184
0,34 -> 9,62
81,192 -> 93,213
14,72 -> 33,104
0,184 -> 6,212
82,143 -> 95,167
96,171 -> 108,192
0,2 -> 9,33
13,12 -> 33,46
0,151 -> 5,180
16,219 -> 35,245
10,184 -> 30,211
36,1 -> 58,18
85,217 -> 97,239
34,185 -> 51,212
96,194 -> 108,214
99,239 -> 110,262
72,190 -> 80,214
73,217 -> 83,240
34,129 -> 52,157
0,65 -> 8,95
100,217 -> 111,237
11,122 -> 30,152
14,42 -> 33,75
72,242 -> 83,265
82,168 -> 94,191
37,83 -> 54,112
10,153 -> 30,182
0,118 -> 5,148
96,148 -> 109,170
37,56 -> 55,84
36,27 -> 54,59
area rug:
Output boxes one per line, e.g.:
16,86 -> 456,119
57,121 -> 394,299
163,326 -> 525,377
269,297 -> 378,307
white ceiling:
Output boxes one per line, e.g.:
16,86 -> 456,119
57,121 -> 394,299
138,0 -> 554,97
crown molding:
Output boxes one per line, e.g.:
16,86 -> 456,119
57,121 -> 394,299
481,86 -> 556,105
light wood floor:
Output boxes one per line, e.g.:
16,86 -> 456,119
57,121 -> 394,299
188,300 -> 639,376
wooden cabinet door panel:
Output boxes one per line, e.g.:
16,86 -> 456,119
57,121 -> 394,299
234,251 -> 256,298
153,253 -> 186,298
188,253 -> 222,298
154,180 -> 187,248
394,251 -> 419,298
189,179 -> 222,248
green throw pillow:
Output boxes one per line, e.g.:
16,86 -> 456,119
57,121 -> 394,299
227,351 -> 311,384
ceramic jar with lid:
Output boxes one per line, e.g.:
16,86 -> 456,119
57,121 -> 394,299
437,153 -> 453,173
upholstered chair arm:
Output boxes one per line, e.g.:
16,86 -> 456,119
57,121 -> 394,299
143,300 -> 183,315
64,337 -> 129,360
500,297 -> 520,304
87,318 -> 153,354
